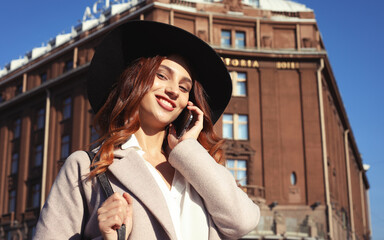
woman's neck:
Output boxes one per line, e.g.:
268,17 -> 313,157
135,127 -> 166,156
135,127 -> 175,190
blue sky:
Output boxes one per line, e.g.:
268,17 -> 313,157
304,0 -> 384,238
1,0 -> 383,238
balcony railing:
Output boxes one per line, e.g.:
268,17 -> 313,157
241,185 -> 265,201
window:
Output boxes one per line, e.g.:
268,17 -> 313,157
40,72 -> 47,84
11,153 -> 19,175
226,159 -> 247,186
37,108 -> 45,130
221,30 -> 231,47
60,96 -> 72,164
28,106 -> 44,211
235,31 -> 246,48
0,92 -> 3,103
221,30 -> 246,48
223,114 -> 234,139
33,144 -> 43,167
8,190 -> 16,212
14,118 -> 21,138
16,82 -> 23,95
63,59 -> 73,73
231,71 -> 247,96
290,172 -> 297,185
27,183 -> 41,209
223,114 -> 249,140
238,115 -> 248,140
62,97 -> 72,120
61,135 -> 70,159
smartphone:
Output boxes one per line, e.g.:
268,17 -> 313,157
173,108 -> 193,139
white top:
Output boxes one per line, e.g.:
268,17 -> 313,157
121,135 -> 209,240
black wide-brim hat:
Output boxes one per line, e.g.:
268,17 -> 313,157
87,20 -> 232,124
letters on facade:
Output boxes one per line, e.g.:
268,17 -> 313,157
221,57 -> 259,68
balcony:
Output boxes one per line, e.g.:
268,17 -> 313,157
0,212 -> 15,226
242,185 -> 265,203
22,208 -> 40,222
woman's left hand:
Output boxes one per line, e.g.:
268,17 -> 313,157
167,101 -> 204,150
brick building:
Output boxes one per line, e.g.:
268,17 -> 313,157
0,0 -> 371,239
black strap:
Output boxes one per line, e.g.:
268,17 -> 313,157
86,151 -> 126,240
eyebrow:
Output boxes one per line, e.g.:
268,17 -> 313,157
158,65 -> 193,85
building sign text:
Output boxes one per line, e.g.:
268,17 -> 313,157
276,62 -> 299,69
221,57 -> 259,68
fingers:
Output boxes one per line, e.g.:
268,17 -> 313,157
122,192 -> 134,237
98,195 -> 126,228
123,192 -> 133,204
98,204 -> 125,225
166,124 -> 179,150
184,102 -> 204,138
123,192 -> 133,219
98,192 -> 133,240
167,102 -> 204,150
186,101 -> 204,124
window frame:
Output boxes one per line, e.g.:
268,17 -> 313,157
235,31 -> 246,48
226,159 -> 248,186
63,59 -> 74,73
60,134 -> 71,160
13,117 -> 21,139
27,181 -> 41,209
230,71 -> 247,97
36,107 -> 45,130
62,96 -> 72,121
222,113 -> 249,140
10,152 -> 19,175
221,29 -> 232,48
8,189 -> 17,213
40,72 -> 47,84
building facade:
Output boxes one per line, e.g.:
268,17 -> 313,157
0,0 -> 371,239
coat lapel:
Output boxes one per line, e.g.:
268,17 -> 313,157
108,148 -> 177,240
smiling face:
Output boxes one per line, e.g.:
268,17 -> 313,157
138,55 -> 193,132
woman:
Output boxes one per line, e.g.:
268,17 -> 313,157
34,21 -> 259,240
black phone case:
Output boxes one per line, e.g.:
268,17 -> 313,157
173,108 -> 193,138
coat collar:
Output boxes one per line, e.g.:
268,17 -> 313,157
108,148 -> 177,240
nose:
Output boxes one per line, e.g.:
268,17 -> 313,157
165,82 -> 179,99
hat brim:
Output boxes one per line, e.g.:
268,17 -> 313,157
87,20 -> 232,124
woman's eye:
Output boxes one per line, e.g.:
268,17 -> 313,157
157,73 -> 167,80
179,86 -> 190,92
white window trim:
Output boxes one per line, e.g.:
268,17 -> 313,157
235,31 -> 246,48
226,159 -> 247,186
230,71 -> 247,97
223,113 -> 249,140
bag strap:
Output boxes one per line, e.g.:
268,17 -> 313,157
86,151 -> 126,240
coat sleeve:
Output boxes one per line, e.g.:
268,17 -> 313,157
168,139 -> 260,239
34,151 -> 102,240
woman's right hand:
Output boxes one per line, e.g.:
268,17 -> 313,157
167,101 -> 204,150
97,192 -> 133,240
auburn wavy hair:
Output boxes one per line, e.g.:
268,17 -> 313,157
89,55 -> 225,178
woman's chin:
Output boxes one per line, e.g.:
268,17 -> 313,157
149,117 -> 173,131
